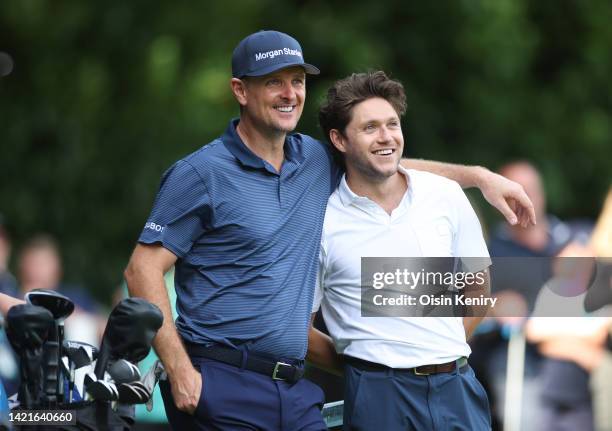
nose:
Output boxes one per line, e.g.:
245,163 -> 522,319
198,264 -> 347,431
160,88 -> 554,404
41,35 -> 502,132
377,125 -> 392,143
280,80 -> 296,101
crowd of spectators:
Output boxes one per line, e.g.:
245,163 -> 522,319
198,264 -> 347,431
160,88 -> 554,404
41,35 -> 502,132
468,162 -> 611,431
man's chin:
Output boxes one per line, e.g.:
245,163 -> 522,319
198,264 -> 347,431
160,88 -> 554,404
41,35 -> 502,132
274,121 -> 299,134
382,169 -> 400,179
375,161 -> 400,176
359,168 -> 399,183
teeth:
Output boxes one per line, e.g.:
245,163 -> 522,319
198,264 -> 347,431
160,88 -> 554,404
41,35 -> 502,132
275,106 -> 294,112
373,149 -> 393,155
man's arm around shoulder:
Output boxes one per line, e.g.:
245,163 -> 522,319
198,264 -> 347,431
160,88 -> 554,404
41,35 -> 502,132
124,243 -> 201,415
400,159 -> 536,227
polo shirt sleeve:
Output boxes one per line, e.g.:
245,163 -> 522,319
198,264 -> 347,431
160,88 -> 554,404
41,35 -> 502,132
450,182 -> 492,273
138,160 -> 211,258
312,242 -> 328,313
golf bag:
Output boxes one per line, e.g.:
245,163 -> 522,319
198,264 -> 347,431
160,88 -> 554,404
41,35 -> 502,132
5,292 -> 163,431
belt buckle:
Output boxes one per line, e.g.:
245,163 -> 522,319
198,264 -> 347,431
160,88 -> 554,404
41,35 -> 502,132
413,367 -> 431,376
272,362 -> 291,380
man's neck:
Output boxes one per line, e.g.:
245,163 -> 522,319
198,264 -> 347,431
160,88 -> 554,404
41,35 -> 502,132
236,116 -> 286,172
346,170 -> 408,215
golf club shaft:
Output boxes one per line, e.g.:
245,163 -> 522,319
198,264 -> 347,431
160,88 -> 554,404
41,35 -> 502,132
69,362 -> 75,403
93,340 -> 111,379
57,323 -> 65,399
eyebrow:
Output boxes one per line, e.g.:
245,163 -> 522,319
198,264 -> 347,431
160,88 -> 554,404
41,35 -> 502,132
359,116 -> 399,124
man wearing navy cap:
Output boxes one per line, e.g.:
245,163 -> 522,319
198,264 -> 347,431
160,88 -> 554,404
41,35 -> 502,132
125,30 -> 535,430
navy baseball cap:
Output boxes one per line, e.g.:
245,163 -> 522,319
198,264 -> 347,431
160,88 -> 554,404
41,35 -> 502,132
232,30 -> 320,78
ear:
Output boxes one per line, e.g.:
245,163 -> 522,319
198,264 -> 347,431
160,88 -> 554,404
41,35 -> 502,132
230,78 -> 248,106
329,129 -> 348,154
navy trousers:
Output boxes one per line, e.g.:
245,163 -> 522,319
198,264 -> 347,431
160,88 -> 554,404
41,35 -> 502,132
160,357 -> 326,431
343,361 -> 491,430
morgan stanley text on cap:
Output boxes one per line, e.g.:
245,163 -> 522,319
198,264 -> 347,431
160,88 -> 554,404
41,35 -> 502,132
232,30 -> 320,78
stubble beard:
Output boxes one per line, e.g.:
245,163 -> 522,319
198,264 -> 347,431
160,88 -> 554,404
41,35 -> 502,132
348,153 -> 400,184
262,110 -> 302,137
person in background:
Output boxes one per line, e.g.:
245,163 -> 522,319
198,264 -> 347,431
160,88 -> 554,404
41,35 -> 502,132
17,234 -> 105,346
0,217 -> 19,397
472,161 -> 601,430
526,189 -> 612,431
588,188 -> 612,431
0,215 -> 17,298
0,292 -> 19,429
0,291 -> 22,404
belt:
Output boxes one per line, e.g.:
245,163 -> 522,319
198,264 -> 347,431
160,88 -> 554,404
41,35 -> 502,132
185,343 -> 304,384
346,355 -> 469,376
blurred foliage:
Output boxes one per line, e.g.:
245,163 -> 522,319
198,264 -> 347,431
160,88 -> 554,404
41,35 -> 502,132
1,0 -> 610,302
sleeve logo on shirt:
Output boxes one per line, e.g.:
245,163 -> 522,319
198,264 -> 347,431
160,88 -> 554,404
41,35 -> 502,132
144,222 -> 165,233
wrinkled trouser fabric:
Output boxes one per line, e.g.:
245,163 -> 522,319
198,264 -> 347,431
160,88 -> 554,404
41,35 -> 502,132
343,362 -> 491,431
160,357 -> 326,431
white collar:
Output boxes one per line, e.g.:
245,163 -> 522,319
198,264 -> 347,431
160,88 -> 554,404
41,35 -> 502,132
338,165 -> 413,210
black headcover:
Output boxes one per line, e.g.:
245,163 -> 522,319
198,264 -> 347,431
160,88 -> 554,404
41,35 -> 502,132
94,298 -> 163,379
106,298 -> 163,363
6,304 -> 54,350
6,304 -> 55,408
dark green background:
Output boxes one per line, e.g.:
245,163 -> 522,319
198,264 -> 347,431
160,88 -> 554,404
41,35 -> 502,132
1,0 -> 610,303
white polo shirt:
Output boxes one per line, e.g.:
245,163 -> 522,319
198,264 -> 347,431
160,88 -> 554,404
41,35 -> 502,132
313,167 -> 491,368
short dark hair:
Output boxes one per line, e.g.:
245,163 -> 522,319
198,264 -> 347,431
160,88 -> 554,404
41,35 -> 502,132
20,234 -> 60,258
318,71 -> 407,165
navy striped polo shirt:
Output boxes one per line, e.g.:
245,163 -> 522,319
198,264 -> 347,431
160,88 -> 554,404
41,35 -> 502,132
138,119 -> 340,359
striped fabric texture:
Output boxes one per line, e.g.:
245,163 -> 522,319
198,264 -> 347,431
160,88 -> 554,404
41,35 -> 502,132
139,119 -> 340,359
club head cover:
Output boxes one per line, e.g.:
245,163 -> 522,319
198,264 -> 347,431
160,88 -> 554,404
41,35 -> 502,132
24,289 -> 75,403
6,304 -> 54,351
106,298 -> 163,363
94,297 -> 163,379
6,304 -> 55,408
94,298 -> 162,378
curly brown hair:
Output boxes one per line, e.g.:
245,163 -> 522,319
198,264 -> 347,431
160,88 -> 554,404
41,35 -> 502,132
318,71 -> 407,166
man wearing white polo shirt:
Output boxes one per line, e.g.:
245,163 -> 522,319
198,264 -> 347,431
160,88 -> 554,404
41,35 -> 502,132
308,71 -> 492,430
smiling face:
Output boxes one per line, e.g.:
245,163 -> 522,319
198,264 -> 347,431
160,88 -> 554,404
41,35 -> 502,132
233,66 -> 306,136
332,97 -> 404,183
